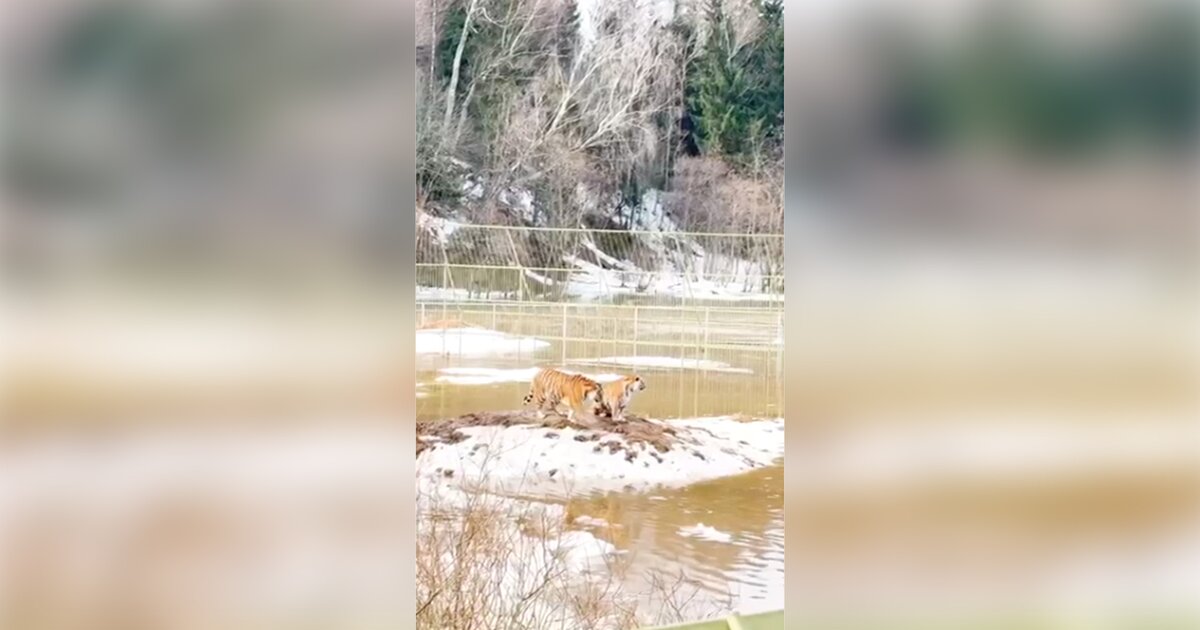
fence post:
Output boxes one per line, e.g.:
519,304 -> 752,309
492,302 -> 497,331
632,306 -> 639,357
702,307 -> 710,364
693,322 -> 701,417
441,262 -> 448,324
561,303 -> 568,364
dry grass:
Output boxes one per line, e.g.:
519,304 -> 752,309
417,458 -> 735,630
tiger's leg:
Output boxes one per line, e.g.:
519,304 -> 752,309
540,396 -> 561,420
530,393 -> 549,419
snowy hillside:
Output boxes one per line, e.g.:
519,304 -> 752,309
416,186 -> 783,303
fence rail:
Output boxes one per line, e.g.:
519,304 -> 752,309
416,300 -> 784,420
415,224 -> 784,420
417,301 -> 783,354
415,223 -> 784,306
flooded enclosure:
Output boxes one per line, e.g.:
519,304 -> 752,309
415,297 -> 786,620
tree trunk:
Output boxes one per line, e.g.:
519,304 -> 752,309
442,0 -> 478,148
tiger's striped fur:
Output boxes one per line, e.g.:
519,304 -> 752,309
600,374 -> 646,422
523,368 -> 606,421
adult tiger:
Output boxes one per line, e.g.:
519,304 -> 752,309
523,368 -> 606,421
600,374 -> 646,422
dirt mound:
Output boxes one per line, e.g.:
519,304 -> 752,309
415,410 -> 679,458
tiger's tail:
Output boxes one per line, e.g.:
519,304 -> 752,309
523,369 -> 542,406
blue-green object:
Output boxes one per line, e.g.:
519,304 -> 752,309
641,610 -> 783,630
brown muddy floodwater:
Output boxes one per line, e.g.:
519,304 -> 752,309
416,347 -> 786,615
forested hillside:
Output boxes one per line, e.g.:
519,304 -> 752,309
415,0 -> 784,234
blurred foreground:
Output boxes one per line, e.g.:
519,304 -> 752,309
787,0 -> 1199,626
3,0 -> 415,628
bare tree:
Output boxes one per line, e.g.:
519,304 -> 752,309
441,0 -> 479,148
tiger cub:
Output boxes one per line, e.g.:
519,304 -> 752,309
600,374 -> 646,422
523,368 -> 606,421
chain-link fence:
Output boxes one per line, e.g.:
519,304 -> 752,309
415,224 -> 784,420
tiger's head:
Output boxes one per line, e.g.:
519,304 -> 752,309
624,375 -> 646,395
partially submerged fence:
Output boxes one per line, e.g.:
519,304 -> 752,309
416,300 -> 784,420
415,224 -> 785,420
415,223 -> 784,306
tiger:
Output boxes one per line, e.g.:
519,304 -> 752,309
599,374 -> 646,422
523,368 -> 606,421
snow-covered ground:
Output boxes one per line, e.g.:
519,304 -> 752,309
417,416 -> 784,499
417,187 -> 784,304
416,210 -> 464,245
416,286 -> 516,301
556,252 -> 782,302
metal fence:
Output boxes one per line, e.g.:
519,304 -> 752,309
415,223 -> 784,306
415,224 -> 784,420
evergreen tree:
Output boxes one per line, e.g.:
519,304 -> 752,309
684,0 -> 783,165
746,0 -> 783,146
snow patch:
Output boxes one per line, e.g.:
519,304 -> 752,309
573,515 -> 614,529
678,523 -> 733,543
417,416 -> 784,499
416,286 -> 515,301
416,210 -> 464,245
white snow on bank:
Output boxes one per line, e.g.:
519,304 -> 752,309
417,180 -> 783,304
435,366 -> 627,386
416,328 -> 550,357
416,210 -> 464,245
417,416 -> 784,499
678,523 -> 734,543
572,515 -> 615,529
560,253 -> 782,303
416,285 -> 515,301
573,356 -> 753,374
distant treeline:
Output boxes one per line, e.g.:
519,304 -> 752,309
876,3 -> 1198,156
418,0 -> 784,232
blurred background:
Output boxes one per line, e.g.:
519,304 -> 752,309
3,0 -> 1199,627
786,0 -> 1199,626
2,0 -> 415,628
